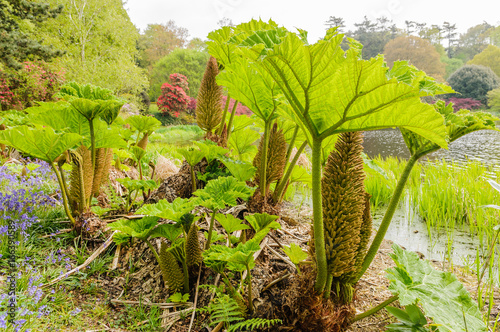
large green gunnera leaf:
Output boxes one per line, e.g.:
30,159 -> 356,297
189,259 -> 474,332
0,126 -> 82,163
193,176 -> 254,211
386,245 -> 487,332
239,27 -> 450,147
402,100 -> 498,157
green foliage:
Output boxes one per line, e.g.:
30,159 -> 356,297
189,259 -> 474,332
401,100 -> 498,158
117,178 -> 157,193
200,294 -> 244,327
177,147 -> 205,166
149,48 -> 209,100
136,198 -> 195,222
58,82 -> 117,101
126,115 -> 162,135
34,0 -> 147,95
386,245 -> 487,332
487,87 -> 500,113
219,157 -> 256,182
386,305 -> 434,332
282,243 -> 308,265
228,127 -> 260,162
0,0 -> 63,69
168,292 -> 190,303
447,64 -> 500,104
0,126 -> 81,163
148,224 -> 182,242
108,217 -> 160,241
216,213 -> 250,235
244,213 -> 280,243
283,243 -> 308,274
469,45 -> 500,78
194,140 -> 229,162
193,176 -> 254,211
441,55 -> 464,79
228,318 -> 282,332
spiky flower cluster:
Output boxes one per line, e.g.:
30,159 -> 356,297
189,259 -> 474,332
196,56 -> 223,133
321,131 -> 372,301
253,123 -> 287,192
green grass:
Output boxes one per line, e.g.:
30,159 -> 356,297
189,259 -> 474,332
365,156 -> 500,244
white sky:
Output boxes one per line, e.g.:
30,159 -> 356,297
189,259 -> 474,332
125,0 -> 500,41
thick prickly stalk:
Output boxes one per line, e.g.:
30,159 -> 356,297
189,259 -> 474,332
92,148 -> 112,196
185,223 -> 202,267
196,56 -> 223,134
159,242 -> 185,294
322,131 -> 367,303
69,146 -> 93,212
253,123 -> 287,195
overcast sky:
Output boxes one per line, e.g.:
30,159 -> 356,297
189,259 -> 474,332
125,0 -> 500,41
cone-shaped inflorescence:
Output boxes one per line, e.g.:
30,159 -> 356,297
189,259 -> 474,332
137,133 -> 149,151
92,148 -> 113,196
322,131 -> 370,292
186,223 -> 202,267
159,242 -> 185,293
196,56 -> 223,134
253,123 -> 287,193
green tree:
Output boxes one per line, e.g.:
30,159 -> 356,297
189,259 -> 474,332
149,48 -> 209,100
137,21 -> 188,69
384,36 -> 446,81
346,16 -> 399,59
33,0 -> 147,95
455,22 -> 492,61
489,25 -> 500,47
442,21 -> 458,58
468,44 -> 500,77
441,55 -> 464,79
487,87 -> 500,112
447,64 -> 500,104
0,0 -> 63,69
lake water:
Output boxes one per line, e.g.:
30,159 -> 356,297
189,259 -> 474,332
363,128 -> 500,165
362,128 -> 500,276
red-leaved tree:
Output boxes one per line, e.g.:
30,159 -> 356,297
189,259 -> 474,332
446,97 -> 483,112
157,73 -> 190,117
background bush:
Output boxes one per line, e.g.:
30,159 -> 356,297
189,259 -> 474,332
447,64 -> 500,105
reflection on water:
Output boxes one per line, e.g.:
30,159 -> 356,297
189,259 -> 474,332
363,128 -> 500,165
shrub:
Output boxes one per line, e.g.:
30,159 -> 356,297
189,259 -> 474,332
447,64 -> 500,104
445,97 -> 483,111
170,73 -> 189,92
0,61 -> 64,110
157,82 -> 189,117
487,87 -> 500,113
187,97 -> 197,114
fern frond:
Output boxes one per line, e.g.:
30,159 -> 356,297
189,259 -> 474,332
204,294 -> 244,327
228,318 -> 282,332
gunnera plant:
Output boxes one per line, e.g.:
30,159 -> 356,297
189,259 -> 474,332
249,122 -> 287,212
196,56 -> 224,136
322,131 -> 371,303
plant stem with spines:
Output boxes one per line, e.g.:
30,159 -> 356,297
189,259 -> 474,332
312,138 -> 328,294
226,100 -> 239,141
357,154 -> 418,282
351,295 -> 399,322
273,140 -> 308,203
51,163 -> 76,225
218,94 -> 231,135
260,121 -> 271,197
205,210 -> 217,249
